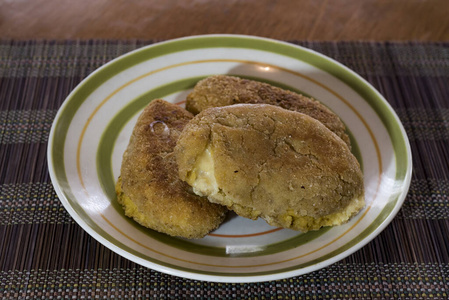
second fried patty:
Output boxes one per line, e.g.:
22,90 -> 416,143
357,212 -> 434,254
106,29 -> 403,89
186,75 -> 350,147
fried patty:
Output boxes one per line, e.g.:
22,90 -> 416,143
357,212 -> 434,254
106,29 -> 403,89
186,75 -> 350,147
116,99 -> 227,239
175,104 -> 364,232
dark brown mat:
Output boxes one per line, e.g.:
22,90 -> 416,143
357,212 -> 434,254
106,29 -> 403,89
1,40 -> 448,299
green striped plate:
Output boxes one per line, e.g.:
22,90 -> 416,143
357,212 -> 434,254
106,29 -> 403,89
47,35 -> 412,283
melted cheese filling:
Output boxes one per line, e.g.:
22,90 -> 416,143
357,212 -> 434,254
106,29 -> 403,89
187,146 -> 218,196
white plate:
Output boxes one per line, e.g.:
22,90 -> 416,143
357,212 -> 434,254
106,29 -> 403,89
47,34 -> 412,283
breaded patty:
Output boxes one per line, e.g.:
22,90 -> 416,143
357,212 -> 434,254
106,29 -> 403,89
175,104 -> 364,232
186,75 -> 350,147
116,99 -> 227,239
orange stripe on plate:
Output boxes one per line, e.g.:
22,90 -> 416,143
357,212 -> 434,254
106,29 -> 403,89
208,228 -> 283,238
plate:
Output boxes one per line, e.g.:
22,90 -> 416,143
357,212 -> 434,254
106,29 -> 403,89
47,34 -> 412,283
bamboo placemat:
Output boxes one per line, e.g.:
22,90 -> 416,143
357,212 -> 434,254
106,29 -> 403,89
0,40 -> 448,299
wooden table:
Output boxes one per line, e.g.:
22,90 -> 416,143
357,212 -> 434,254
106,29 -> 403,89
1,0 -> 449,41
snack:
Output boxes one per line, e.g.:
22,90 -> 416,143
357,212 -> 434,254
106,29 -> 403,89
186,75 -> 350,147
116,99 -> 227,239
175,104 -> 364,232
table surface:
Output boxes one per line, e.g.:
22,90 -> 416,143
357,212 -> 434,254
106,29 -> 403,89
1,1 -> 449,299
1,0 -> 449,41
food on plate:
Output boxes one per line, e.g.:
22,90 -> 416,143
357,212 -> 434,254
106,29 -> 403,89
175,104 -> 364,232
116,99 -> 227,239
186,75 -> 351,147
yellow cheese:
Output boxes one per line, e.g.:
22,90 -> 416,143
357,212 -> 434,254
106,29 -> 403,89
188,146 -> 218,196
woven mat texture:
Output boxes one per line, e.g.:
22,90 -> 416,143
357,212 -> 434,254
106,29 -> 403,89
0,40 -> 448,299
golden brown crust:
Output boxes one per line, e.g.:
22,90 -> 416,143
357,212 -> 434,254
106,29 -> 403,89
186,75 -> 350,147
175,104 -> 364,232
117,99 -> 227,239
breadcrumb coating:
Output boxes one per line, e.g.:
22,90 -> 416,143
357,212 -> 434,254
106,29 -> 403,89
116,99 -> 227,239
175,104 -> 364,232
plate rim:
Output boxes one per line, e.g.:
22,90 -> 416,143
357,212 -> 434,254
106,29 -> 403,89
47,34 -> 413,283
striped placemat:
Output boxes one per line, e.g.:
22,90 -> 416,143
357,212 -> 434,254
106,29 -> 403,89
1,40 -> 448,299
